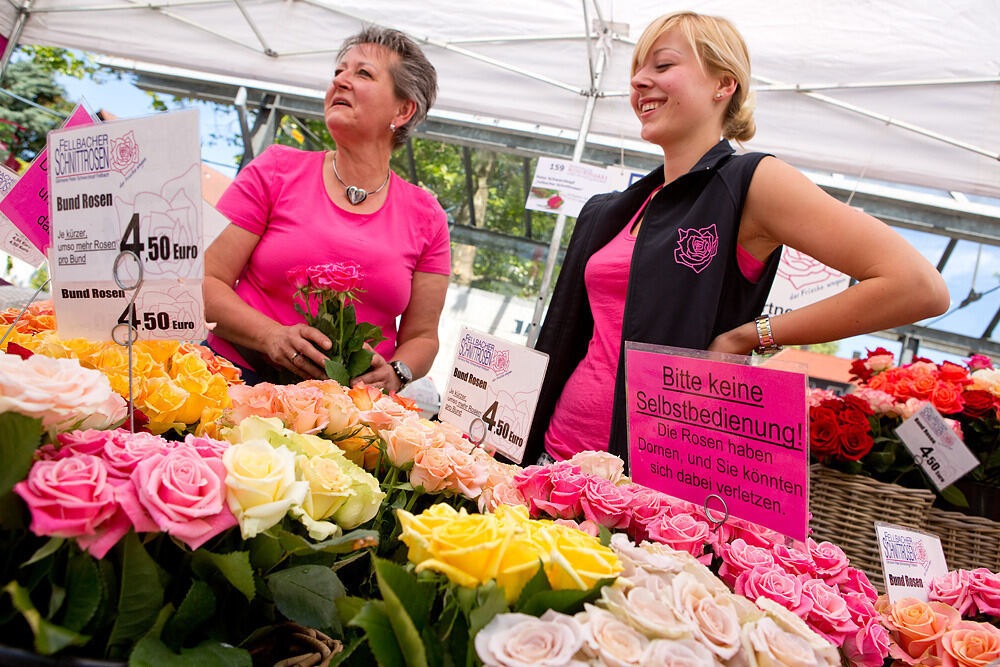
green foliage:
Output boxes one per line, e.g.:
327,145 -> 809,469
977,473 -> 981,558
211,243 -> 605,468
0,58 -> 74,163
266,564 -> 346,634
0,413 -> 42,498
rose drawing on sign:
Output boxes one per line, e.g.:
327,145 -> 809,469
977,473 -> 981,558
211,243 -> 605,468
491,349 -> 510,376
110,131 -> 140,175
776,248 -> 845,290
673,224 -> 719,273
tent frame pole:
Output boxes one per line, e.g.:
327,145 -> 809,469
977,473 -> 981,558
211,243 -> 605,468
526,7 -> 608,347
0,0 -> 33,81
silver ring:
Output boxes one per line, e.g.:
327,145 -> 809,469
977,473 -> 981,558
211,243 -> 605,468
290,351 -> 301,362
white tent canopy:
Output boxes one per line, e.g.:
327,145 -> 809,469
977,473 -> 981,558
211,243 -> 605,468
1,0 -> 998,198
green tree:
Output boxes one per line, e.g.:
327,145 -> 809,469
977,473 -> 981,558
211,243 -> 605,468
0,58 -> 74,163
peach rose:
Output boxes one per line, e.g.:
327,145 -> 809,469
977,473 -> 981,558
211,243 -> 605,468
275,384 -> 329,434
884,597 -> 961,661
940,620 -> 1000,667
410,446 -> 453,493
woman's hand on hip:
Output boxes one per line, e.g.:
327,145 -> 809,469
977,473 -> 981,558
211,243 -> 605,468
351,349 -> 400,392
265,323 -> 331,380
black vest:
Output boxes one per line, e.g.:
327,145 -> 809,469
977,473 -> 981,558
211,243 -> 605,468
526,140 -> 781,471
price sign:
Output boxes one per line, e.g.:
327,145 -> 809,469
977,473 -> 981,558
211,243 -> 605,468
0,104 -> 96,254
440,327 -> 548,463
625,343 -> 810,541
875,521 -> 948,602
0,165 -> 45,267
525,157 -> 613,218
895,403 -> 979,491
48,110 -> 205,341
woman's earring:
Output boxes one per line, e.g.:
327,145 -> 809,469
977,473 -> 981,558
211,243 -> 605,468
715,93 -> 723,99
389,123 -> 396,131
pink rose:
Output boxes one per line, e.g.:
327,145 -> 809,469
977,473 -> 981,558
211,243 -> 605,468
801,578 -> 860,645
842,617 -> 891,667
228,383 -> 282,423
808,538 -> 850,586
732,517 -> 783,549
841,567 -> 880,603
578,477 -> 632,529
720,538 -> 776,588
735,565 -> 812,618
930,570 -> 976,616
968,568 -> 1000,617
533,466 -> 586,519
477,481 -> 527,514
646,513 -> 711,562
183,433 -> 230,459
14,455 -> 131,559
445,446 -> 488,499
624,485 -> 671,542
307,262 -> 363,293
772,543 -> 816,577
553,518 -> 600,537
845,592 -> 879,626
126,444 -> 236,550
967,355 -> 994,372
512,465 -> 555,518
286,265 -> 310,290
39,428 -> 123,460
102,431 -> 173,479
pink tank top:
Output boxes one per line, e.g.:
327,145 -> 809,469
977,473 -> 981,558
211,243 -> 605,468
544,188 -> 765,460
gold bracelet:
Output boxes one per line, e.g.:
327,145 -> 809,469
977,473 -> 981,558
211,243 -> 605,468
753,315 -> 782,355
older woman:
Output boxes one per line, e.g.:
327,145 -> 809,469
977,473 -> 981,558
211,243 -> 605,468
204,27 -> 449,390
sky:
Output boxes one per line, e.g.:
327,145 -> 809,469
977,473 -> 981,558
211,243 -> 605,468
5,69 -> 998,367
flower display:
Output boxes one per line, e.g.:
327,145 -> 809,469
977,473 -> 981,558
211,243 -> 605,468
877,595 -> 1000,666
811,348 -> 1000,503
0,303 -> 242,434
286,261 -> 385,386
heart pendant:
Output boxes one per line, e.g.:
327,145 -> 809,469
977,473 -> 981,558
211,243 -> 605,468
345,186 -> 368,205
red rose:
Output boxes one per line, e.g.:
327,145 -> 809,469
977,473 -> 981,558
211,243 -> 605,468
850,358 -> 872,382
938,361 -> 972,386
810,407 -> 840,458
961,389 -> 996,419
838,423 -> 874,461
842,394 -> 874,416
930,382 -> 965,414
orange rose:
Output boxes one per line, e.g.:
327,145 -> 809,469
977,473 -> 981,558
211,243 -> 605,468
348,384 -> 381,411
941,620 -> 1000,667
930,382 -> 965,414
885,597 -> 961,661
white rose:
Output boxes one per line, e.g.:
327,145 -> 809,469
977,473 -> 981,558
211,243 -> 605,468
568,450 -> 625,484
222,440 -> 308,538
577,604 -> 648,667
0,354 -> 127,433
754,598 -> 839,665
640,638 -> 718,667
609,533 -> 687,576
601,581 -> 691,639
475,611 -> 584,667
741,616 -> 837,667
669,572 -> 741,660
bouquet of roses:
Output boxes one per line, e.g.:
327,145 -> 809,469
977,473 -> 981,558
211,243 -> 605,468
286,261 -> 385,386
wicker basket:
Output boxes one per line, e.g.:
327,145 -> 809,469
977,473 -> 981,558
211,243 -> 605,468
809,464 -> 936,591
924,507 -> 1000,572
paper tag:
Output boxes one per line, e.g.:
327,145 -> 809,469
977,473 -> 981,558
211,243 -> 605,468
524,157 -> 612,218
0,104 -> 96,254
875,521 -> 949,602
48,110 -> 205,341
895,403 -> 979,491
439,327 -> 548,463
625,343 -> 810,541
0,165 -> 45,267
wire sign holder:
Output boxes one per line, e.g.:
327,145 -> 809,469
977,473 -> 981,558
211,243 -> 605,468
110,250 -> 143,433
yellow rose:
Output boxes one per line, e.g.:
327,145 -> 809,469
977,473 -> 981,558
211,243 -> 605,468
144,340 -> 182,364
415,513 -> 506,588
542,523 -> 622,591
222,440 -> 308,538
297,454 -> 353,521
142,377 -> 189,433
398,504 -> 462,563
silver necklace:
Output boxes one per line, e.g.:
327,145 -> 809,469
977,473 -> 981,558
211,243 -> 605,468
332,153 -> 390,205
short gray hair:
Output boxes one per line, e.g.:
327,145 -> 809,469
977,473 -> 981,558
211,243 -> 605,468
338,26 -> 437,149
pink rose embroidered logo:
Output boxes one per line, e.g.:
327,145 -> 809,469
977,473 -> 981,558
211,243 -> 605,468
110,131 -> 140,175
673,224 -> 719,273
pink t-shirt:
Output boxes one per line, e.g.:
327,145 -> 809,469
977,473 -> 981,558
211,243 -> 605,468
544,188 -> 765,460
207,145 -> 450,368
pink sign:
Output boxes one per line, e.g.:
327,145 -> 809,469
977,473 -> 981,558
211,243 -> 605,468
0,105 -> 95,253
625,344 -> 809,541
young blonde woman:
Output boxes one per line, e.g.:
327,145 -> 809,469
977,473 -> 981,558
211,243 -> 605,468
526,11 -> 948,467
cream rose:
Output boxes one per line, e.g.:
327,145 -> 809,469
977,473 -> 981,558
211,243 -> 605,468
475,610 -> 585,666
610,533 -> 687,577
640,638 -> 718,666
568,450 -> 626,484
222,440 -> 308,538
297,455 -> 353,521
577,605 -> 648,666
321,388 -> 361,434
601,581 -> 691,639
670,572 -> 741,660
0,354 -> 127,433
